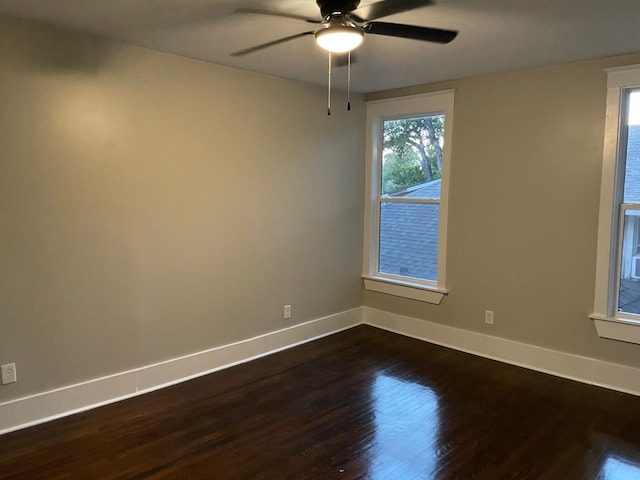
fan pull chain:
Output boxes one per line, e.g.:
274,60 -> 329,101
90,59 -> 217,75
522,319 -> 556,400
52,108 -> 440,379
327,52 -> 332,116
347,51 -> 351,111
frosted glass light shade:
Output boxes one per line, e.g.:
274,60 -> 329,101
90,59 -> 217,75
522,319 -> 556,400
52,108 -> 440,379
315,26 -> 364,53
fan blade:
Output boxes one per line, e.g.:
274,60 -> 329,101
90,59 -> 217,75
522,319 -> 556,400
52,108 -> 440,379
235,8 -> 321,24
231,31 -> 315,56
352,0 -> 434,22
364,22 -> 457,43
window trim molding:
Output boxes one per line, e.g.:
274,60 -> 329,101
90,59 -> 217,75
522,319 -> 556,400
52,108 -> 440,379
363,277 -> 448,304
591,65 -> 640,344
362,90 -> 454,304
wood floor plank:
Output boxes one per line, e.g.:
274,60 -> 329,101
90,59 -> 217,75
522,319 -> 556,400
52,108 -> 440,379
1,325 -> 639,479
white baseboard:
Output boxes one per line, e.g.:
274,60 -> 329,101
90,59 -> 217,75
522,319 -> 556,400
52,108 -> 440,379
4,305 -> 638,435
0,307 -> 362,435
363,307 -> 640,397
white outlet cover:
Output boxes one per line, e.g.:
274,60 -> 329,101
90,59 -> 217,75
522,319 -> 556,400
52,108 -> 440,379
1,363 -> 17,384
485,310 -> 495,325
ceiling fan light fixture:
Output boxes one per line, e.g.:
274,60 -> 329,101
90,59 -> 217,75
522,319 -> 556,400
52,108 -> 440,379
315,25 -> 364,53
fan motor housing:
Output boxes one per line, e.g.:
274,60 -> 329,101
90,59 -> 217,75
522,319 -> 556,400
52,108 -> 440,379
316,0 -> 361,18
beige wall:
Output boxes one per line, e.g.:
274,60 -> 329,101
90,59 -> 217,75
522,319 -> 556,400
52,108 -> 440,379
0,15 -> 365,402
366,53 -> 640,369
2,12 -> 639,407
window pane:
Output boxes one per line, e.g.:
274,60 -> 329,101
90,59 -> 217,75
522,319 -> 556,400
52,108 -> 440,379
381,115 -> 445,199
379,202 -> 439,282
618,209 -> 640,315
623,90 -> 640,203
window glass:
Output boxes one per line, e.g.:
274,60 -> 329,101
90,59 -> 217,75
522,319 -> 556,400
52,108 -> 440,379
618,90 -> 640,316
623,91 -> 640,203
376,114 -> 445,284
381,116 -> 444,200
618,210 -> 640,314
379,203 -> 440,282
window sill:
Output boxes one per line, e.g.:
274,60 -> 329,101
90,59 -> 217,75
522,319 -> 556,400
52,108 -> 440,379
363,276 -> 448,304
589,314 -> 640,345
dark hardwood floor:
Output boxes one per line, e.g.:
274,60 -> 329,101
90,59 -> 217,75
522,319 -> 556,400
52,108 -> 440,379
1,325 -> 640,479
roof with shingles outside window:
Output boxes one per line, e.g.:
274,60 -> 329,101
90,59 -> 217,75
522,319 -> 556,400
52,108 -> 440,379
624,125 -> 640,202
379,180 -> 440,282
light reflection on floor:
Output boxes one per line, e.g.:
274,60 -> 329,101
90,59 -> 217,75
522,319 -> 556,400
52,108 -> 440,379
599,456 -> 640,479
367,373 -> 440,479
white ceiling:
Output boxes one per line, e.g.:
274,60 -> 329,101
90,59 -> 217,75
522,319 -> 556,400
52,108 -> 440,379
1,0 -> 640,93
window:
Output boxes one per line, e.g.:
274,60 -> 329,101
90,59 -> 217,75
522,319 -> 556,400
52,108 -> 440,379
592,65 -> 640,344
363,91 -> 454,304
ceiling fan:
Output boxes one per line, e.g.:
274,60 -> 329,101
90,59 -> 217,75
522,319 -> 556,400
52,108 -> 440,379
231,0 -> 457,114
231,0 -> 457,56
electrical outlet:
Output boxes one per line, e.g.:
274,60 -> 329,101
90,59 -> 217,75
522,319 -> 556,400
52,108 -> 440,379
1,363 -> 17,385
283,304 -> 292,320
484,310 -> 495,325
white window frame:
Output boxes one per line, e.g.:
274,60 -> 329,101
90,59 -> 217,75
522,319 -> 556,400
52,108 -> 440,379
591,65 -> 640,345
362,90 -> 454,304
